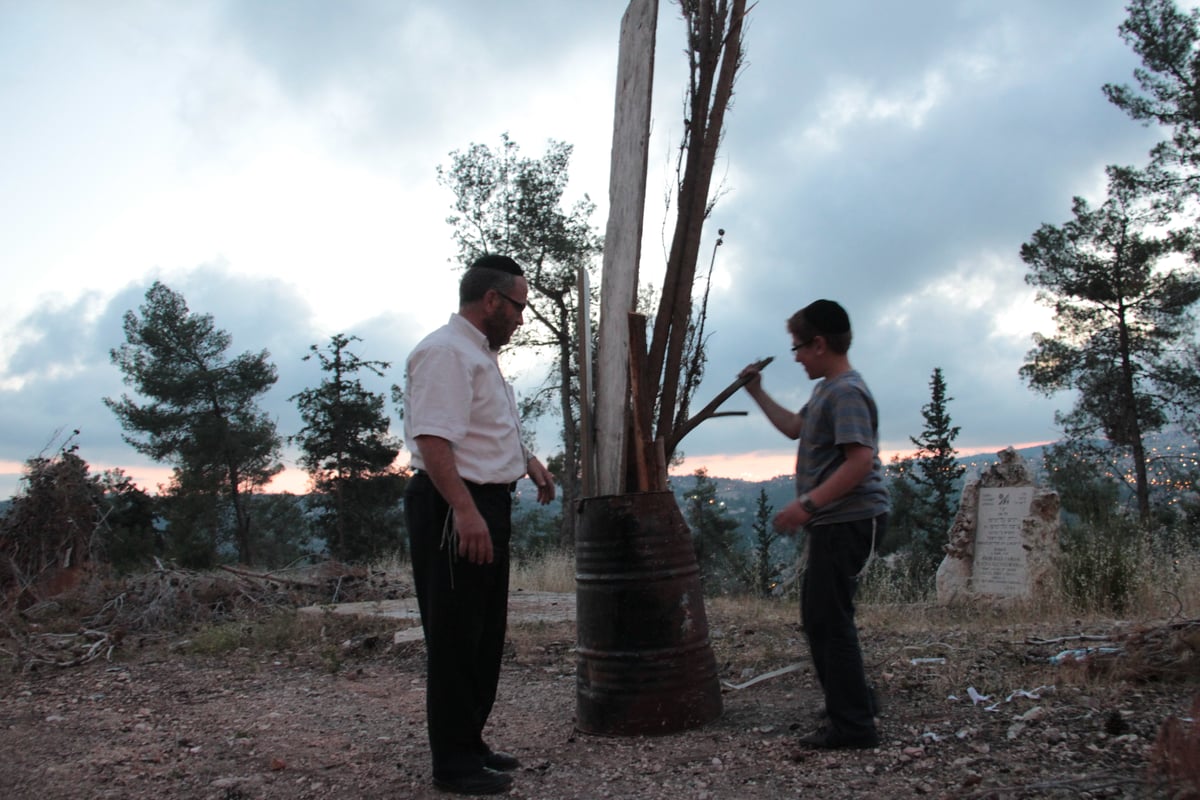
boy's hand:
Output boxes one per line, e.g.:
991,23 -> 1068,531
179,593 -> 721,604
773,498 -> 812,534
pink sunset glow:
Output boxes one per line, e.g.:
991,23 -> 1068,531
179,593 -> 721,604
2,443 -> 1051,499
670,442 -> 1053,483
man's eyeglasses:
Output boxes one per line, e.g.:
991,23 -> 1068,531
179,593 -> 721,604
493,290 -> 526,313
790,338 -> 815,353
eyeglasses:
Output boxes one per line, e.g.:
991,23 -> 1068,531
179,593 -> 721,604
493,289 -> 526,313
790,338 -> 815,352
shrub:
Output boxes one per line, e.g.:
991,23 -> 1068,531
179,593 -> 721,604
1057,518 -> 1146,614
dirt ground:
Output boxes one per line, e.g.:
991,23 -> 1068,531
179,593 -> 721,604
1,590 -> 1198,800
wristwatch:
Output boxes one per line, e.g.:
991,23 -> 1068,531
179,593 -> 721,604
799,494 -> 819,514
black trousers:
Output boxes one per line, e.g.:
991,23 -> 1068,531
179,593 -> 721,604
405,472 -> 512,778
801,513 -> 885,738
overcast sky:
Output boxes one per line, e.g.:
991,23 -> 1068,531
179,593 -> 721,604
0,0 -> 1176,499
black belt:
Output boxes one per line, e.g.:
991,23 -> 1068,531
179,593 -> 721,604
413,469 -> 516,493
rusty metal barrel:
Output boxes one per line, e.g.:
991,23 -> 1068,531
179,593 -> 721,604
575,491 -> 723,735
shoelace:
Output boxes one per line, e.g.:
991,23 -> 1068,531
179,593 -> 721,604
854,515 -> 878,579
440,507 -> 458,589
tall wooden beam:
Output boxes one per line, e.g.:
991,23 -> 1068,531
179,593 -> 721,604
595,0 -> 658,497
577,267 -> 595,498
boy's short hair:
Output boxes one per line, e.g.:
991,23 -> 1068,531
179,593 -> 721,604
460,254 -> 524,305
788,299 -> 853,354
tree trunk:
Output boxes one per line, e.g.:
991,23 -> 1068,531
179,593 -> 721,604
227,465 -> 254,565
1117,313 -> 1152,522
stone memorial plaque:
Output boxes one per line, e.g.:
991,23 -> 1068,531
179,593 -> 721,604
972,486 -> 1034,596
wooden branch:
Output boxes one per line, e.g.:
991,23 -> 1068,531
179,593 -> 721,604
653,437 -> 668,491
217,564 -> 327,591
668,356 -> 772,453
648,0 -> 749,455
628,313 -> 653,492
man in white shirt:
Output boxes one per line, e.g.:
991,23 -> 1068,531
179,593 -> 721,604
403,254 -> 555,795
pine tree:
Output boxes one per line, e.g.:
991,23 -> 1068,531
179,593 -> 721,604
683,468 -> 744,593
1020,167 -> 1200,521
291,334 -> 405,562
908,368 -> 965,574
749,487 -> 780,598
106,282 -> 281,565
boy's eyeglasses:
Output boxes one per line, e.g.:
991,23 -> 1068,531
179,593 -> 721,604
790,338 -> 814,353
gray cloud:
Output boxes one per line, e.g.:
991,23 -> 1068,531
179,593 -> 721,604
0,0 -> 1179,497
0,263 -> 419,497
659,0 -> 1161,462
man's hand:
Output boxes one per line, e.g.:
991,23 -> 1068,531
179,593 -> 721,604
527,456 -> 557,505
454,505 -> 494,565
413,434 -> 495,565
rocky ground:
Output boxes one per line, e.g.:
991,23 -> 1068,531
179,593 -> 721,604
1,587 -> 1198,799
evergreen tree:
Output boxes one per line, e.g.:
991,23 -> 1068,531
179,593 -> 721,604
106,282 -> 282,564
1020,167 -> 1200,521
1042,442 -> 1122,532
907,367 -> 965,573
245,493 -> 315,568
291,334 -> 406,562
683,468 -> 744,593
748,486 -> 781,598
95,468 -> 158,573
1103,0 -> 1200,207
879,455 -> 921,557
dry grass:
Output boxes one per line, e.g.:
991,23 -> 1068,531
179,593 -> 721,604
511,548 -> 575,593
369,549 -> 577,594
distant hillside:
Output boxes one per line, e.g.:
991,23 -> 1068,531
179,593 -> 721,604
5,432 -> 1193,535
666,428 -> 1200,535
664,442 -> 1052,533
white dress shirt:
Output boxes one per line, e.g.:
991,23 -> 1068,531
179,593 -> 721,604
404,313 -> 527,484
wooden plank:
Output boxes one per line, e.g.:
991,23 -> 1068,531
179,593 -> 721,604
595,0 -> 658,497
577,267 -> 596,498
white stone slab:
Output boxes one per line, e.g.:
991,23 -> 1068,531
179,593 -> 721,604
972,487 -> 1034,596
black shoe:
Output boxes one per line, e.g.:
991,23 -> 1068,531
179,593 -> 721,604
432,767 -> 513,795
483,750 -> 520,771
797,726 -> 879,750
